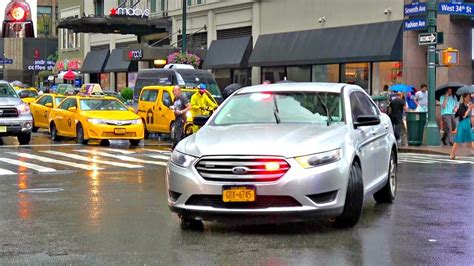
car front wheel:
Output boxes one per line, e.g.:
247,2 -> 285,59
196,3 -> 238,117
129,139 -> 141,146
50,123 -> 62,141
374,150 -> 397,203
17,132 -> 31,145
76,124 -> 89,145
330,162 -> 364,228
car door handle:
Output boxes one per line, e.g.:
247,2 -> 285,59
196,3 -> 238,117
159,107 -> 162,111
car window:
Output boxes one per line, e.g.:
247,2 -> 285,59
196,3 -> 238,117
162,91 -> 172,107
351,91 -> 378,120
140,90 -> 150,101
18,90 -> 38,98
37,95 -> 47,105
176,71 -> 222,98
148,90 -> 158,102
60,98 -> 76,110
55,97 -> 65,106
38,95 -> 52,105
0,83 -> 19,98
80,99 -> 128,111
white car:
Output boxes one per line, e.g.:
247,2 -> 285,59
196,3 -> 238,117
167,83 -> 397,228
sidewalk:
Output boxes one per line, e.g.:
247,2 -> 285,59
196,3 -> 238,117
398,144 -> 473,156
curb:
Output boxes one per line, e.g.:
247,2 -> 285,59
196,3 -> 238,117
398,147 -> 450,156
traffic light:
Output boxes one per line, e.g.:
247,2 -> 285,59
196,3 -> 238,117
440,47 -> 459,66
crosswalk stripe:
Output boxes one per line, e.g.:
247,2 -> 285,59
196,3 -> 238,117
42,151 -> 143,169
399,157 -> 473,165
0,158 -> 56,172
142,149 -> 171,154
145,154 -> 170,161
399,154 -> 473,164
7,152 -> 104,171
0,168 -> 16,175
100,148 -> 136,154
75,150 -> 168,166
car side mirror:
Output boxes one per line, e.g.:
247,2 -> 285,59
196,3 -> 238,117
354,115 -> 380,128
45,103 -> 53,108
193,115 -> 209,127
67,106 -> 77,112
19,92 -> 28,98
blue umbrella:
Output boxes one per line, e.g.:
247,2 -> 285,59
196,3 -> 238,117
389,84 -> 414,93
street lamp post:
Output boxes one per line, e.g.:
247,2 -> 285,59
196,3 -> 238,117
423,0 -> 441,146
181,0 -> 187,53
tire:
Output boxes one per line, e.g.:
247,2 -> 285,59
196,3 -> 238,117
17,132 -> 31,145
129,139 -> 141,146
50,123 -> 62,141
180,216 -> 204,231
32,121 -> 39,133
143,119 -> 150,139
99,139 -> 110,146
374,150 -> 397,203
331,162 -> 364,228
76,123 -> 89,145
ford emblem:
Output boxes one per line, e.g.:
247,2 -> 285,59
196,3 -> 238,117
232,166 -> 249,175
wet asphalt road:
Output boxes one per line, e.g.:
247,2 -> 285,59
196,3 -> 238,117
0,132 -> 473,264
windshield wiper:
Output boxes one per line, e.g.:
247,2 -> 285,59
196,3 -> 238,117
273,95 -> 281,124
316,94 -> 331,126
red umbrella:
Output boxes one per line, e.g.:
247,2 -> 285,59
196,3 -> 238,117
63,70 -> 76,81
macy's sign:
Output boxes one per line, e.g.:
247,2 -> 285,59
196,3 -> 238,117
110,7 -> 150,18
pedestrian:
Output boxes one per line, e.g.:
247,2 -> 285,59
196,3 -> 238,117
388,92 -> 408,143
406,91 -> 417,111
450,93 -> 473,160
440,88 -> 458,145
415,84 -> 428,112
171,85 -> 191,149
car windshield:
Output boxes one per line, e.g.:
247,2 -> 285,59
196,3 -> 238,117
212,91 -> 343,125
0,83 -> 19,98
177,71 -> 222,98
79,99 -> 128,111
18,90 -> 38,98
55,97 -> 65,106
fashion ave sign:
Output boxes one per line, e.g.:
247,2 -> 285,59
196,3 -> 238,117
109,7 -> 150,18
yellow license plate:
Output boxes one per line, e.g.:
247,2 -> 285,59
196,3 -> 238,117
0,126 -> 6,133
222,186 -> 256,202
114,128 -> 126,135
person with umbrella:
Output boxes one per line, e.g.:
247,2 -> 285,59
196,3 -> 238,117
223,83 -> 242,99
450,92 -> 473,160
439,88 -> 458,145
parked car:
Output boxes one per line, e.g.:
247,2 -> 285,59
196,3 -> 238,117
134,67 -> 223,104
0,81 -> 32,144
167,83 -> 397,228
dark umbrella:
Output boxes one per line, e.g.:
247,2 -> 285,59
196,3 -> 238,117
435,82 -> 465,100
456,85 -> 474,95
223,83 -> 242,99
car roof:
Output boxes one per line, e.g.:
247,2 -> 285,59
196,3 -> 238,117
237,82 -> 349,94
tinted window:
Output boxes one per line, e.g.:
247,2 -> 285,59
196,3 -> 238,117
60,98 -> 76,110
175,70 -> 222,98
55,97 -> 65,106
140,90 -> 158,102
140,90 -> 150,101
351,91 -> 378,120
18,90 -> 38,98
0,83 -> 18,98
162,91 -> 171,107
38,95 -> 53,105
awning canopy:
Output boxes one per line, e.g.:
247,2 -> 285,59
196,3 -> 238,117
202,36 -> 252,69
58,16 -> 171,36
81,50 -> 109,73
249,21 -> 403,67
104,48 -> 138,72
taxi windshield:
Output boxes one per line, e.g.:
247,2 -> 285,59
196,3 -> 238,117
0,83 -> 18,98
18,89 -> 38,98
55,97 -> 65,106
80,99 -> 127,111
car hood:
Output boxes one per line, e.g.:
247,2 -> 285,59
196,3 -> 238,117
82,111 -> 140,120
0,97 -> 22,106
180,123 -> 347,158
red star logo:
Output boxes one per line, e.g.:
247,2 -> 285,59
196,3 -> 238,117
109,8 -> 117,16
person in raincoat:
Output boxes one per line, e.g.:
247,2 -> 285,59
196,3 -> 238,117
190,83 -> 218,131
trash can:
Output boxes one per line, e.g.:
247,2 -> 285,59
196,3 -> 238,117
406,112 -> 427,146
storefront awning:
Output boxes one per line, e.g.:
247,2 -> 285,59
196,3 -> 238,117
104,48 -> 138,72
202,36 -> 252,69
249,21 -> 403,67
81,50 -> 109,73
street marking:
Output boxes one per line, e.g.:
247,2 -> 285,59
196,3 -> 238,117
0,168 -> 16,175
142,149 -> 171,154
0,158 -> 56,172
0,143 -> 82,149
100,148 -> 136,154
145,154 -> 170,161
75,150 -> 168,166
42,151 -> 143,169
399,154 -> 473,164
7,152 -> 104,171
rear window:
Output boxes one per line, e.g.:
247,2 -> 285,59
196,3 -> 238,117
176,70 -> 222,98
18,89 -> 38,98
0,83 -> 18,98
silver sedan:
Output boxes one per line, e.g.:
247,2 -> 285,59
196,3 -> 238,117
167,83 -> 397,228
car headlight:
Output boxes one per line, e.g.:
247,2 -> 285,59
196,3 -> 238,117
88,118 -> 105,125
131,119 -> 142,125
170,150 -> 196,168
17,103 -> 30,116
295,149 -> 342,168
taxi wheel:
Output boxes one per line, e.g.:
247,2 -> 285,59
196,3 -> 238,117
99,140 -> 110,146
32,120 -> 39,133
17,132 -> 31,145
76,124 -> 89,145
50,123 -> 62,141
129,139 -> 141,146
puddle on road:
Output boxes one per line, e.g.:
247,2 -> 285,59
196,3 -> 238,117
18,188 -> 64,194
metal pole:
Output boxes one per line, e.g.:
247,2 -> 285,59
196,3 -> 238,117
423,0 -> 440,146
181,0 -> 187,53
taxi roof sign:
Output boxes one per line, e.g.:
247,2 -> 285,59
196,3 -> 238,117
80,83 -> 103,95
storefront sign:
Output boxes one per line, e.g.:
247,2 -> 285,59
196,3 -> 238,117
110,7 -> 150,18
438,1 -> 474,16
128,50 -> 143,60
404,18 -> 427,31
404,2 -> 427,16
56,59 -> 81,71
27,59 -> 55,71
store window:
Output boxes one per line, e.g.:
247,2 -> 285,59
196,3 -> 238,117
287,66 -> 311,82
213,69 -> 231,90
262,67 -> 285,83
372,61 -> 402,96
61,29 -> 79,49
150,0 -> 157,12
312,64 -> 339,82
117,73 -> 127,92
100,73 -> 110,90
233,69 -> 251,86
344,63 -> 370,93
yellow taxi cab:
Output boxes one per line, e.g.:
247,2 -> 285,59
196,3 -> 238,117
49,93 -> 144,146
17,88 -> 39,105
137,86 -> 218,138
30,93 -> 67,132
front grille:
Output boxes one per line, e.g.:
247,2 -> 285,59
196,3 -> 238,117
102,132 -> 137,137
0,107 -> 18,118
185,195 -> 301,209
195,157 -> 290,182
307,190 -> 338,204
105,120 -> 133,126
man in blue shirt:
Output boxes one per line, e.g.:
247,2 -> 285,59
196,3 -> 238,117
440,88 -> 458,145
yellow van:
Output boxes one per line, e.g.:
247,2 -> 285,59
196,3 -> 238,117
137,85 -> 217,138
